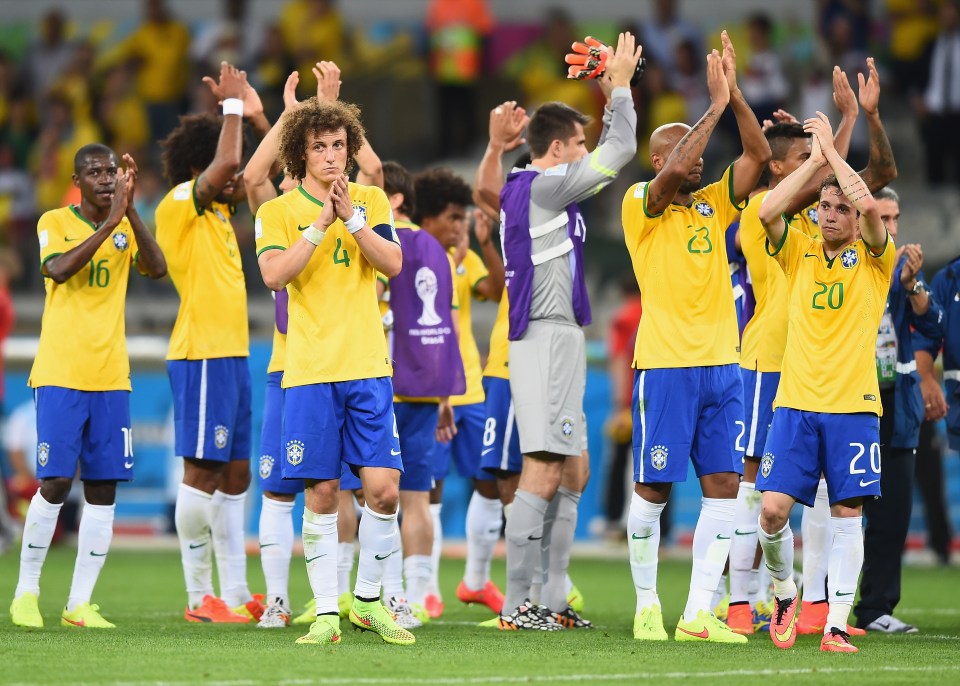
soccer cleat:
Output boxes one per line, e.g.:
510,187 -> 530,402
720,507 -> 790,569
847,624 -> 866,636
752,599 -> 772,632
293,598 -> 317,625
350,598 -> 416,645
497,600 -> 562,631
633,605 -> 668,641
713,593 -> 730,622
865,614 -> 918,634
385,596 -> 423,630
10,593 -> 43,628
567,583 -> 585,613
423,593 -> 444,619
338,592 -> 353,619
184,594 -> 250,623
550,606 -> 593,629
725,602 -> 755,635
675,610 -> 748,644
232,593 -> 266,622
478,616 -> 500,628
410,602 -> 430,624
456,579 -> 505,614
257,598 -> 291,628
820,626 -> 858,653
797,600 -> 827,634
770,595 -> 800,649
295,615 -> 342,645
61,603 -> 115,628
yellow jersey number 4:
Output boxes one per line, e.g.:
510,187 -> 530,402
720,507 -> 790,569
333,238 -> 351,267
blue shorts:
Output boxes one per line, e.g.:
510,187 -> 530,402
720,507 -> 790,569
168,357 -> 252,463
479,377 -> 522,476
258,372 -> 302,495
758,408 -> 881,507
34,387 -> 133,482
433,401 -> 494,482
396,402 -> 438,492
282,377 -> 402,481
340,463 -> 362,492
633,365 -> 745,483
741,368 -> 780,459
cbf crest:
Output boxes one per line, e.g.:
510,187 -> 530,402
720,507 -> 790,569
259,455 -> 274,479
840,247 -> 859,269
351,204 -> 367,224
761,452 -> 775,478
37,442 -> 50,467
650,444 -> 668,471
694,201 -> 715,218
560,416 -> 575,439
112,232 -> 128,251
286,440 -> 305,466
806,207 -> 819,224
214,425 -> 229,450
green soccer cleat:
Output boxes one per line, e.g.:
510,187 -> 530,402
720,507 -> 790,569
338,592 -> 353,619
567,584 -> 585,614
10,593 -> 43,628
713,593 -> 730,622
633,605 -> 668,641
295,615 -> 342,645
293,598 -> 317,625
350,598 -> 416,645
478,616 -> 500,628
61,603 -> 115,629
675,609 -> 747,644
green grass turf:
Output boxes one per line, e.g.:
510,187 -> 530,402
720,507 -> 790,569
1,547 -> 958,685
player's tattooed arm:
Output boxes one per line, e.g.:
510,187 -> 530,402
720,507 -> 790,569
856,58 -> 897,192
644,50 -> 727,216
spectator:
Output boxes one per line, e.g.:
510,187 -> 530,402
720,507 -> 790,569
740,14 -> 789,122
638,0 -> 703,81
818,0 -> 871,52
886,0 -> 940,97
250,23 -> 296,122
97,65 -> 151,156
279,0 -> 347,93
32,92 -> 100,212
635,60 -> 688,172
917,0 -> 960,187
673,38 -> 710,126
191,0 -> 260,74
21,9 -> 75,101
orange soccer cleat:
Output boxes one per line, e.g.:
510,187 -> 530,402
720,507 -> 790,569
770,594 -> 800,649
821,627 -> 859,653
424,593 -> 444,619
456,580 -> 505,614
725,602 -> 755,635
797,600 -> 865,636
184,595 -> 250,623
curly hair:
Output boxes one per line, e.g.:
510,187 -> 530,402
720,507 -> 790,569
159,113 -> 222,186
413,168 -> 473,223
278,98 -> 366,181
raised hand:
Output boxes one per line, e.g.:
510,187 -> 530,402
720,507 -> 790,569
314,189 -> 337,231
313,61 -> 342,103
808,127 -> 826,167
858,57 -> 881,115
762,108 -> 800,130
473,207 -> 493,245
803,111 -> 835,155
201,61 -> 246,103
490,101 -> 528,151
239,72 -> 264,119
122,153 -> 139,206
282,70 -> 300,111
107,169 -> 131,226
899,243 -> 924,285
720,30 -> 739,93
706,49 -> 730,109
436,400 -> 457,443
602,32 -> 643,89
832,66 -> 859,119
330,174 -> 355,221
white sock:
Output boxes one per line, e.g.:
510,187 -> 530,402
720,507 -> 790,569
175,483 -> 214,608
338,541 -> 356,597
210,491 -> 230,601
303,508 -> 338,614
754,560 -> 771,604
712,574 -> 728,610
826,515 -> 863,632
428,503 -> 442,598
66,502 -> 115,612
15,492 -> 62,597
214,491 -> 251,607
627,492 -> 665,612
355,504 -> 398,600
758,519 -> 797,599
683,497 -> 735,621
729,481 -> 761,604
464,492 -> 503,591
801,480 -> 831,602
259,496 -> 294,608
381,522 -> 404,597
404,554 -> 432,606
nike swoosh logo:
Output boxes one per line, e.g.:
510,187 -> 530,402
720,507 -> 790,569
527,535 -> 542,541
835,591 -> 854,597
297,225 -> 310,232
774,623 -> 796,643
62,617 -> 85,626
306,554 -> 328,563
90,551 -> 107,557
189,542 -> 207,549
260,543 -> 277,548
124,461 -> 134,469
734,529 -> 755,536
391,449 -> 401,456
631,532 -> 653,540
859,479 -> 879,487
804,253 -> 817,258
27,543 -> 47,549
65,237 -> 80,242
716,534 -> 731,540
481,448 -> 495,456
677,626 -> 709,639
374,551 -> 393,560
487,528 -> 500,534
875,621 -> 890,629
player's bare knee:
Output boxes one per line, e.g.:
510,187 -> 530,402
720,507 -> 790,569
221,462 -> 251,495
474,478 -> 499,499
759,503 -> 788,533
39,477 -> 72,504
366,483 -> 400,514
182,458 -> 224,494
82,480 -> 117,506
634,481 -> 670,504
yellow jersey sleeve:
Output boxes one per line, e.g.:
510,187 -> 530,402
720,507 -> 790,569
38,209 -> 71,269
450,249 -> 486,406
464,249 -> 490,299
483,292 -> 510,380
448,254 -> 460,309
255,193 -> 293,256
768,218 -> 815,278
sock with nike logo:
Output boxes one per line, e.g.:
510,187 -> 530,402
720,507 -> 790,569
826,515 -> 863,633
729,481 -> 761,604
215,491 -> 253,608
463,492 -> 503,592
304,508 -> 339,615
15,491 -> 63,598
67,501 -> 115,612
542,487 -> 580,612
259,496 -> 295,609
801,480 -> 830,602
175,483 -> 215,609
628,492 -> 666,612
758,519 -> 797,599
683,497 -> 736,621
354,503 -> 397,602
504,489 -> 548,612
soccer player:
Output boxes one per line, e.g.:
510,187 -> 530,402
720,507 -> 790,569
255,98 -> 412,646
732,59 -> 898,635
156,61 -> 269,623
499,32 -> 642,630
621,32 -> 770,643
10,145 -> 167,629
755,111 -> 894,653
412,167 -> 506,618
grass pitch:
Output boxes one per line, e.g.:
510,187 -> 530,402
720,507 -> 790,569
1,547 -> 958,685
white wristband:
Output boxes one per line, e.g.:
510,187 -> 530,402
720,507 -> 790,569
302,225 -> 325,246
344,212 -> 365,234
222,98 -> 244,117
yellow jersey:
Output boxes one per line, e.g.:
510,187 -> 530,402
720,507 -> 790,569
622,165 -> 744,369
450,248 -> 489,406
739,194 -> 821,372
255,183 -> 395,386
30,206 -> 139,391
769,224 -> 895,415
483,292 -> 510,380
156,178 -> 249,361
267,327 -> 286,375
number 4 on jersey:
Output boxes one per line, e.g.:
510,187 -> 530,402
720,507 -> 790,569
333,237 -> 350,267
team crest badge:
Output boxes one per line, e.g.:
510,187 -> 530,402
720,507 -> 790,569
214,425 -> 229,449
650,444 -> 668,471
259,455 -> 274,479
840,247 -> 859,269
694,201 -> 715,218
560,416 -> 575,438
761,452 -> 775,478
112,232 -> 128,251
37,442 -> 50,467
806,207 -> 819,224
351,205 -> 367,224
286,440 -> 305,466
